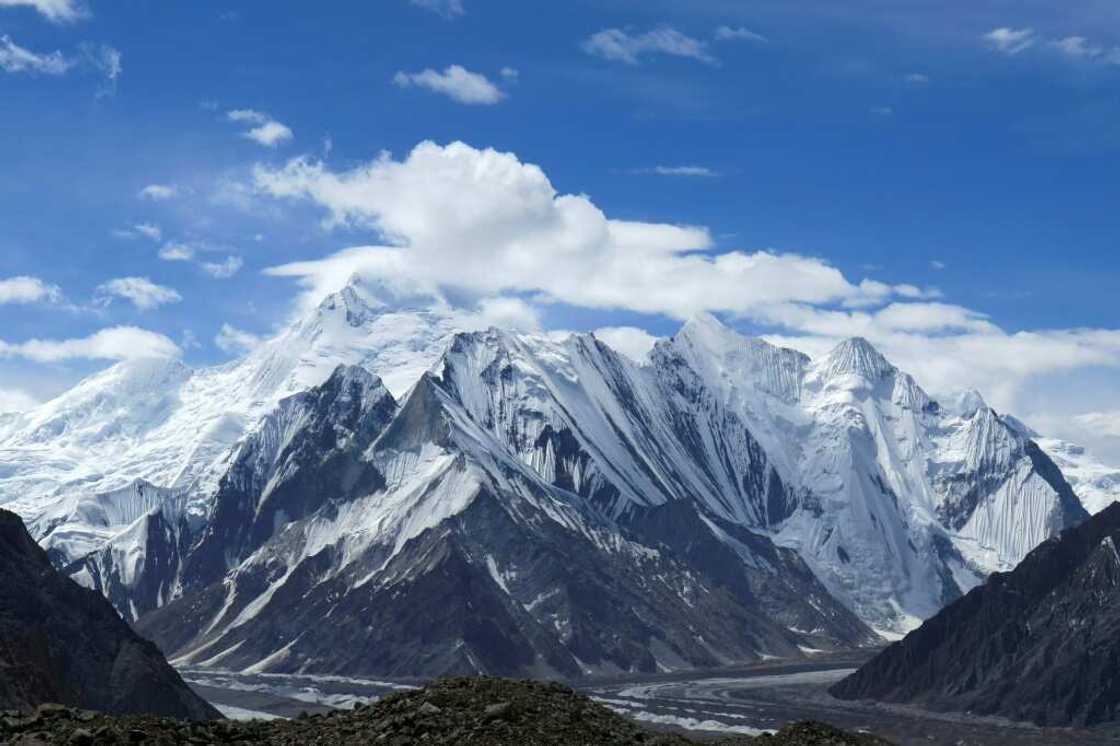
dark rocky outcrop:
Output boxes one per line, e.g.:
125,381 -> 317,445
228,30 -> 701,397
0,677 -> 893,745
0,509 -> 218,720
831,503 -> 1120,726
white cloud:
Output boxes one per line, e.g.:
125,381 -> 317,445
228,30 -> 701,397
138,184 -> 179,201
158,242 -> 195,261
392,65 -> 505,105
474,296 -> 541,331
635,165 -> 718,177
0,276 -> 62,304
214,323 -> 262,354
133,223 -> 161,240
94,277 -> 182,311
0,326 -> 180,362
905,73 -> 930,85
0,35 -> 72,75
499,66 -> 519,82
0,387 -> 39,413
984,27 -> 1036,55
248,139 -> 1120,459
1051,36 -> 1105,60
115,222 -> 162,241
409,0 -> 463,19
582,27 -> 717,66
82,42 -> 121,93
254,141 -> 923,320
0,0 -> 86,24
714,26 -> 767,43
1075,411 -> 1120,439
594,326 -> 660,363
200,255 -> 243,279
227,109 -> 293,147
930,259 -> 946,270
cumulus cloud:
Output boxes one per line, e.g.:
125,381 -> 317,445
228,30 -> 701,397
227,109 -> 293,147
200,255 -> 243,279
409,0 -> 463,19
255,141 -> 927,320
214,323 -> 262,354
392,65 -> 505,105
714,26 -> 767,43
582,27 -> 717,66
0,35 -> 72,75
0,0 -> 86,24
139,184 -> 179,201
0,276 -> 62,304
0,326 -> 180,362
247,139 -> 1120,461
594,326 -> 660,363
984,27 -> 1037,55
94,277 -> 182,311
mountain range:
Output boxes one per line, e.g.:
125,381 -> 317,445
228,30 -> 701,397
0,278 -> 1104,678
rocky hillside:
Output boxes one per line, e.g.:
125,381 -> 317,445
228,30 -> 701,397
831,502 -> 1120,726
0,509 -> 218,720
0,677 -> 893,745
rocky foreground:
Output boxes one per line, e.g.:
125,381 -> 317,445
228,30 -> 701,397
1,677 -> 893,745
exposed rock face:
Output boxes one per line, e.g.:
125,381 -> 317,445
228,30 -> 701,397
831,502 -> 1120,726
0,509 -> 218,720
0,677 -> 895,745
139,367 -> 876,679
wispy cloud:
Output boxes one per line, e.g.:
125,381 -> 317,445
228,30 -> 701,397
984,27 -> 1037,55
94,277 -> 182,311
114,222 -> 162,241
582,27 -> 718,66
408,0 -> 463,19
632,165 -> 718,177
138,184 -> 180,201
0,35 -> 72,75
158,242 -> 195,261
200,256 -> 243,279
393,65 -> 506,105
214,323 -> 262,354
227,109 -> 293,147
714,25 -> 767,44
0,0 -> 87,24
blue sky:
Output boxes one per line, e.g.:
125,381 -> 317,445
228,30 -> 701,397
2,0 -> 1120,456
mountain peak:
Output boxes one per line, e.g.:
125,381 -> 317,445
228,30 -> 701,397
816,337 -> 894,380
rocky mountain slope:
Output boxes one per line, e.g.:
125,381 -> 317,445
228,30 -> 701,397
831,502 -> 1120,726
0,278 -> 1092,662
0,677 -> 894,745
0,509 -> 218,720
138,359 -> 875,678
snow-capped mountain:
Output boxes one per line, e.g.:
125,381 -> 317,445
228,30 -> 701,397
0,283 -> 466,572
138,361 -> 875,677
655,316 -> 1086,631
0,278 -> 1092,668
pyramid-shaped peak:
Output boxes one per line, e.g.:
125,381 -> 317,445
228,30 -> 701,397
818,337 -> 895,380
